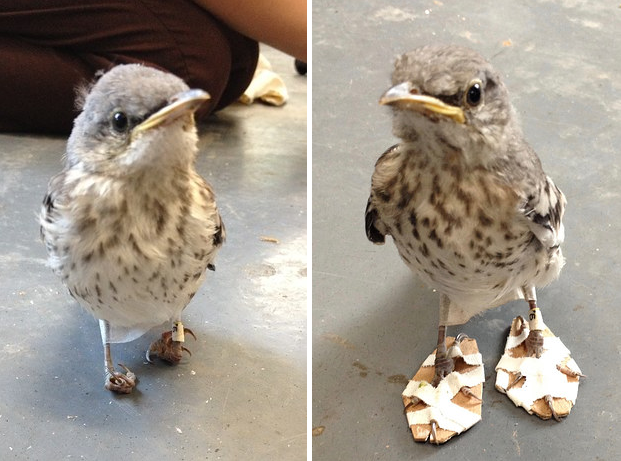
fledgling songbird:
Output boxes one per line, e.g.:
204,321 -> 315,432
366,46 -> 570,418
40,64 -> 224,394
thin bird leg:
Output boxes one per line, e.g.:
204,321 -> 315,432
146,319 -> 196,364
99,320 -> 136,394
522,286 -> 544,358
431,324 -> 453,386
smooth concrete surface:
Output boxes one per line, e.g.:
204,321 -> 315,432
313,1 -> 621,459
0,47 -> 306,459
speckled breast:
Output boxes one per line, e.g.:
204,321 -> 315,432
373,147 -> 553,305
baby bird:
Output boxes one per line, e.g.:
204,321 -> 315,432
41,64 -> 224,393
366,45 -> 572,430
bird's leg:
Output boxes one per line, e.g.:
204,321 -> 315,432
146,319 -> 197,364
99,320 -> 136,394
522,287 -> 570,421
522,286 -> 544,358
431,324 -> 454,386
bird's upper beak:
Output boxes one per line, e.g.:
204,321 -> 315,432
379,81 -> 465,124
133,89 -> 211,135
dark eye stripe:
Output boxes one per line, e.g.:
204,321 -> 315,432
435,93 -> 461,107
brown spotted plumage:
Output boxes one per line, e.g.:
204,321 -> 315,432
40,64 -> 225,393
366,46 -> 566,396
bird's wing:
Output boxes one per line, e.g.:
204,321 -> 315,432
213,216 -> 225,247
521,175 -> 566,249
206,215 -> 224,272
195,177 -> 225,271
365,197 -> 385,244
365,144 -> 402,244
40,171 -> 67,241
191,174 -> 225,248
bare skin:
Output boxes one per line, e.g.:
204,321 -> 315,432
191,0 -> 307,61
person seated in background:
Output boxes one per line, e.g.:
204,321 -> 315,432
0,0 -> 307,133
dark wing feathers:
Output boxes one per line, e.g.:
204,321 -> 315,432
365,145 -> 402,244
207,214 -> 225,271
40,172 -> 66,240
523,176 -> 566,249
213,220 -> 225,247
365,198 -> 386,244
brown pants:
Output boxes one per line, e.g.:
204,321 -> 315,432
0,0 -> 258,133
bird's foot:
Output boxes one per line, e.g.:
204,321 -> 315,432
403,336 -> 484,444
105,363 -> 136,394
431,333 -> 470,386
146,328 -> 197,364
495,316 -> 583,421
526,329 -> 544,358
430,353 -> 454,387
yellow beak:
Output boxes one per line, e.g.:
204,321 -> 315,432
379,82 -> 465,124
133,89 -> 211,135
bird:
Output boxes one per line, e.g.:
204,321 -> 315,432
40,64 -> 225,394
365,45 -> 571,420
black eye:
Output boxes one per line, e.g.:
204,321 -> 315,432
466,82 -> 482,106
111,111 -> 129,132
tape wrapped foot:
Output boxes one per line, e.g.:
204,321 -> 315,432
403,336 -> 484,444
495,316 -> 582,421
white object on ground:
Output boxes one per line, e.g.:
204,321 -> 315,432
239,54 -> 288,106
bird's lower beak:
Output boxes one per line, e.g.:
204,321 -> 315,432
133,89 -> 211,135
380,82 -> 465,124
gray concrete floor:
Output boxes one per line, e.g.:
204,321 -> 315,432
0,47 -> 306,459
313,1 -> 621,460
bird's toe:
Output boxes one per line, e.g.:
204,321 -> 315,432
105,364 -> 136,394
544,395 -> 563,422
147,329 -> 196,364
